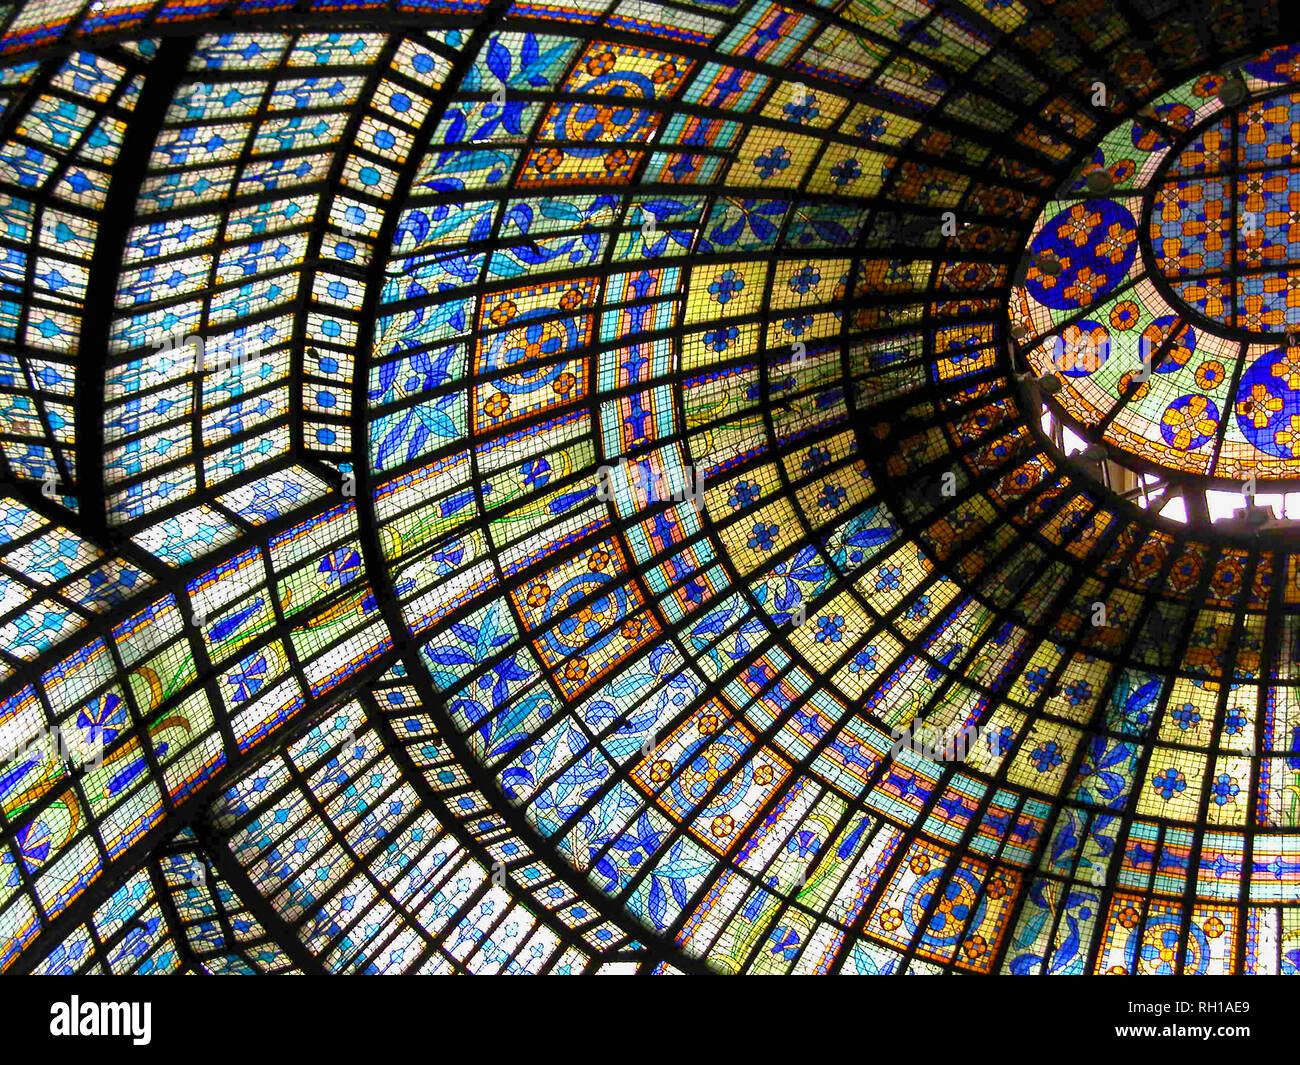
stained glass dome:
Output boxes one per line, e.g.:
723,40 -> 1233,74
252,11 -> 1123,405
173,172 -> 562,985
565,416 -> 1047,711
0,0 -> 1296,982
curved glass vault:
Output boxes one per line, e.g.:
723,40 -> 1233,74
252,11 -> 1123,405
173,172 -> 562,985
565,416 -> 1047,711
0,0 -> 1296,977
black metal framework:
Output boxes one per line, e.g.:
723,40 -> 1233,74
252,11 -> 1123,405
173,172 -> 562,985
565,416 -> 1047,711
0,0 -> 1295,977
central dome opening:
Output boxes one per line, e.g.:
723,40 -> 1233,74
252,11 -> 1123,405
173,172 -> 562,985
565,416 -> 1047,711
1011,57 -> 1300,490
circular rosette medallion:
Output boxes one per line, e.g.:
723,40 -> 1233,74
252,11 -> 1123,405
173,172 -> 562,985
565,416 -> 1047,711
1051,320 -> 1110,376
1026,199 -> 1138,310
1144,316 -> 1197,373
1161,394 -> 1220,450
1134,914 -> 1211,975
667,731 -> 753,819
1235,347 -> 1300,458
538,573 -> 632,658
494,313 -> 580,396
551,70 -> 657,157
904,865 -> 988,950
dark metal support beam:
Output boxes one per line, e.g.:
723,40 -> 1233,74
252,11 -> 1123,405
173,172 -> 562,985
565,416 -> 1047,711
74,36 -> 197,541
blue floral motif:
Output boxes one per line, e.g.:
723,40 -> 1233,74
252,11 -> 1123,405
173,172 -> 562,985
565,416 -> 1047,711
1152,766 -> 1186,801
729,480 -> 759,509
876,564 -> 903,591
905,595 -> 930,620
815,615 -> 844,643
1065,679 -> 1093,705
1030,741 -> 1063,772
817,483 -> 845,509
802,445 -> 830,472
849,646 -> 879,674
857,115 -> 888,140
830,158 -> 861,185
703,326 -> 739,352
1210,772 -> 1240,806
788,264 -> 821,294
1170,702 -> 1201,731
754,144 -> 791,179
783,94 -> 818,124
708,268 -> 745,304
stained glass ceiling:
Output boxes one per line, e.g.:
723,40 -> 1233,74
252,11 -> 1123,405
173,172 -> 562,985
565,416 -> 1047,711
0,0 -> 1297,982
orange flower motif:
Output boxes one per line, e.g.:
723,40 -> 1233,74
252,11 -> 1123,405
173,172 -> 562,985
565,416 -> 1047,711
1062,265 -> 1104,305
1094,220 -> 1134,265
1236,383 -> 1281,429
1179,277 -> 1228,320
551,372 -> 576,395
584,50 -> 616,76
710,815 -> 735,837
603,148 -> 632,172
532,147 -> 565,174
563,657 -> 589,683
1271,355 -> 1300,391
651,61 -> 679,84
525,583 -> 551,608
1195,360 -> 1224,390
483,392 -> 510,418
1161,395 -> 1216,449
1192,72 -> 1226,96
649,759 -> 672,782
1059,324 -> 1107,372
1109,300 -> 1140,330
489,299 -> 518,326
1273,412 -> 1300,454
1057,203 -> 1103,247
1240,102 -> 1291,160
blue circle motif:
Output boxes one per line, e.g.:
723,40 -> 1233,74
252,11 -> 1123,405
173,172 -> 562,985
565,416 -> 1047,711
493,310 -> 579,395
1053,319 -> 1110,376
1148,315 -> 1197,373
1026,199 -> 1138,311
904,867 -> 987,948
1236,347 -> 1300,458
1160,394 -> 1220,450
667,733 -> 752,818
552,72 -> 654,158
539,573 -> 626,659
